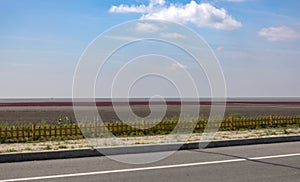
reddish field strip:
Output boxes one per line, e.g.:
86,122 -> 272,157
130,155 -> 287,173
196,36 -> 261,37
1,101 -> 300,107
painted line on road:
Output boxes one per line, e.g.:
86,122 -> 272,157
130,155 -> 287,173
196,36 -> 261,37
249,153 -> 300,160
1,153 -> 300,182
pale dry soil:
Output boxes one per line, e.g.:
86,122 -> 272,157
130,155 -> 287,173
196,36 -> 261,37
1,127 -> 300,153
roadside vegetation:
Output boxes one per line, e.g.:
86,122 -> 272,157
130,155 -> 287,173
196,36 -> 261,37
0,114 -> 299,145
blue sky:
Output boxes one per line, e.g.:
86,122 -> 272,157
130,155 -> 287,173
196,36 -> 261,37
0,0 -> 300,98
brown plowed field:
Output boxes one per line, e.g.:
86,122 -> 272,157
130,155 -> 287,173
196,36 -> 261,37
0,102 -> 299,123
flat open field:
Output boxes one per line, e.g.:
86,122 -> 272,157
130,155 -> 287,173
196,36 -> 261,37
0,98 -> 299,123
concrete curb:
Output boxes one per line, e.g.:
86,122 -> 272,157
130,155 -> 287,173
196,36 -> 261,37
1,135 -> 300,163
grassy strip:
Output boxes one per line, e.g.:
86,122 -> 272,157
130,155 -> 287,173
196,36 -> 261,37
1,125 -> 300,153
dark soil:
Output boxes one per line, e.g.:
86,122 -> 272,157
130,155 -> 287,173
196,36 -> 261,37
0,103 -> 299,124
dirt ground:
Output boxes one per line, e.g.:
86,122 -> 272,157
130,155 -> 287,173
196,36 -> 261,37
0,104 -> 299,123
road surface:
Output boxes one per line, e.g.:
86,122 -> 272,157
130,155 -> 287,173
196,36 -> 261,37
0,141 -> 299,182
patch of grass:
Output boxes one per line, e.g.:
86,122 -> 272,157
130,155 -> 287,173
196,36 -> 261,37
4,139 -> 16,143
38,137 -> 46,142
58,145 -> 67,149
24,147 -> 32,151
6,149 -> 17,153
228,112 -> 244,119
44,145 -> 52,150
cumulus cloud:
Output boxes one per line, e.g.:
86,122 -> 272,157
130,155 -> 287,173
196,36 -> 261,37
258,26 -> 300,42
135,22 -> 160,33
224,0 -> 245,2
160,32 -> 185,39
109,0 -> 242,30
150,0 -> 166,6
109,5 -> 147,13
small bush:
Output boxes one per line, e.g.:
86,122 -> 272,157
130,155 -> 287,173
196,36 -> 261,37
58,145 -> 67,149
229,113 -> 244,119
18,138 -> 26,143
5,139 -> 15,143
6,149 -> 17,153
44,145 -> 52,150
39,137 -> 46,142
24,147 -> 32,151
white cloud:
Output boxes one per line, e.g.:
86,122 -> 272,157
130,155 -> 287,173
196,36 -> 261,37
109,4 -> 148,13
224,0 -> 245,2
258,26 -> 300,42
109,0 -> 242,30
160,32 -> 185,39
150,0 -> 166,6
169,62 -> 187,70
135,22 -> 160,33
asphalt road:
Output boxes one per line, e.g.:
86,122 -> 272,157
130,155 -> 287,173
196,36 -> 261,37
0,142 -> 300,182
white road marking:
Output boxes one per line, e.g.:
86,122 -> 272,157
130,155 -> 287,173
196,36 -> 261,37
250,153 -> 300,160
1,153 -> 300,182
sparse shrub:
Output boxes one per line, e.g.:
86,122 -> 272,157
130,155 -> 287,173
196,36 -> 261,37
5,139 -> 15,143
58,145 -> 67,149
50,137 -> 58,141
24,147 -> 32,151
6,149 -> 17,153
39,137 -> 46,142
18,138 -> 26,143
44,145 -> 51,150
229,113 -> 244,119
